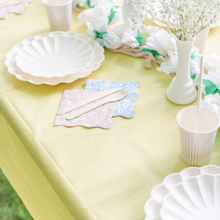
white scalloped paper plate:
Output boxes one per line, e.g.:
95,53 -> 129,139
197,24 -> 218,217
5,32 -> 105,85
144,165 -> 220,220
160,174 -> 220,220
15,36 -> 94,78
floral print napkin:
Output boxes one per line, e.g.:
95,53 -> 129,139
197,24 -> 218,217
0,0 -> 32,19
55,90 -> 115,129
85,79 -> 140,118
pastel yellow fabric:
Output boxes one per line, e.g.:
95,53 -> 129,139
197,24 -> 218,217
0,1 -> 220,220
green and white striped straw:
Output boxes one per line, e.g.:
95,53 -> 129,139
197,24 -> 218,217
196,56 -> 204,132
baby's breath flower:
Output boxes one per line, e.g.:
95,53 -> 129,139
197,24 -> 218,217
129,0 -> 220,41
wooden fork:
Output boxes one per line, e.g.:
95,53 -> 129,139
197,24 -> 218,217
66,89 -> 130,120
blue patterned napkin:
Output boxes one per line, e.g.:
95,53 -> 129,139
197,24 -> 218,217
85,79 -> 140,118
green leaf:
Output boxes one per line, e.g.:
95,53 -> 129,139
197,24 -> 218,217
139,48 -> 160,57
87,0 -> 94,8
191,51 -> 200,60
191,74 -> 196,80
203,79 -> 220,95
108,6 -> 120,24
93,29 -> 107,39
135,27 -> 143,45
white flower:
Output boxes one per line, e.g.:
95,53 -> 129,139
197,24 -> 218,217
201,94 -> 220,118
90,0 -> 115,8
121,29 -> 140,48
157,51 -> 177,75
74,0 -> 87,7
130,0 -> 220,41
78,6 -> 108,29
96,38 -> 105,47
108,7 -> 123,26
145,29 -> 177,56
102,31 -> 122,49
204,54 -> 220,74
78,2 -> 122,27
101,113 -> 106,118
66,100 -> 72,105
140,24 -> 160,44
110,24 -> 130,39
203,71 -> 220,94
95,20 -> 108,33
140,24 -> 160,37
86,20 -> 108,39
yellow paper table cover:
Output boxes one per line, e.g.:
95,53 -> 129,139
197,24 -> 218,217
0,1 -> 220,220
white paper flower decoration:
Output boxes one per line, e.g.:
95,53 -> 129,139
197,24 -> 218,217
201,94 -> 220,117
78,6 -> 108,29
203,71 -> 220,92
74,0 -> 117,8
204,54 -> 220,74
110,24 -> 130,39
74,0 -> 87,7
102,31 -> 122,49
121,29 -> 140,48
94,20 -> 108,33
86,21 -> 108,39
145,29 -> 177,57
90,0 -> 115,8
140,24 -> 160,38
108,7 -> 123,26
157,51 -> 177,75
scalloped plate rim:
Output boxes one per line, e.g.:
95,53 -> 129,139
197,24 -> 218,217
144,165 -> 220,220
160,173 -> 220,220
5,32 -> 105,85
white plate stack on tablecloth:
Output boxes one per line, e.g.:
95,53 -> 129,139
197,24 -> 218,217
144,165 -> 220,220
0,0 -> 32,19
5,32 -> 105,85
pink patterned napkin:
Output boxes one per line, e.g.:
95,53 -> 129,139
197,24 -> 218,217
55,90 -> 115,129
0,0 -> 32,19
0,0 -> 22,8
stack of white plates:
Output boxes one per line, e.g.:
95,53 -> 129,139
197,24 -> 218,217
5,32 -> 105,85
144,165 -> 220,220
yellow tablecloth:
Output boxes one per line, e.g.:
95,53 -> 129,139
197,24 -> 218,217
0,1 -> 220,220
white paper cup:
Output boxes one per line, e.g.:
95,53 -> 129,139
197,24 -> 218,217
43,0 -> 73,31
177,106 -> 220,166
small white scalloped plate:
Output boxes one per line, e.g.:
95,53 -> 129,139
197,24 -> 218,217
15,35 -> 94,78
144,165 -> 220,220
5,32 -> 105,85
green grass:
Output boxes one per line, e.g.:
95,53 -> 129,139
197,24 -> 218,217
0,169 -> 33,220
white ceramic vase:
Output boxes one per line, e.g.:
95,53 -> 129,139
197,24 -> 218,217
194,26 -> 210,54
122,0 -> 134,25
166,39 -> 197,105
